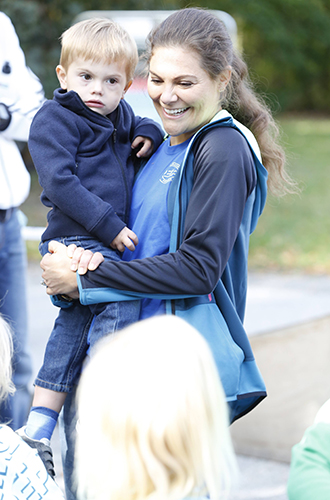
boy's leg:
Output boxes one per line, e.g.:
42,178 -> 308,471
89,299 -> 140,349
23,387 -> 67,441
24,302 -> 93,441
60,387 -> 78,500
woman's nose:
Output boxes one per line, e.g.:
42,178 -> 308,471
160,85 -> 178,104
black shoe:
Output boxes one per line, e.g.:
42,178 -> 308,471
16,426 -> 56,479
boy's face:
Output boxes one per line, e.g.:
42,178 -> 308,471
56,58 -> 132,116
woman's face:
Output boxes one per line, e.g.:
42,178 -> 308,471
147,46 -> 230,145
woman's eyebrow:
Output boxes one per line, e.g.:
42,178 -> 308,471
149,70 -> 196,80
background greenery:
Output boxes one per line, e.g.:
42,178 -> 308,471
249,116 -> 330,273
1,0 -> 330,112
1,0 -> 330,272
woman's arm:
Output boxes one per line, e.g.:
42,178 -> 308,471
42,128 -> 256,299
79,128 -> 256,296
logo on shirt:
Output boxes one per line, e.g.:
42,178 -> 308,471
159,162 -> 180,184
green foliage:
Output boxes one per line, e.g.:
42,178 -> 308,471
0,0 -> 185,97
1,0 -> 329,109
249,116 -> 330,272
204,0 -> 330,113
0,0 -> 82,96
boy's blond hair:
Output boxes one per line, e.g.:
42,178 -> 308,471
75,315 -> 237,500
59,18 -> 138,82
0,315 -> 15,403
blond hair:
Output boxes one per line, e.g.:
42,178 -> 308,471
0,315 -> 15,403
145,8 -> 295,196
60,18 -> 138,82
75,315 -> 237,500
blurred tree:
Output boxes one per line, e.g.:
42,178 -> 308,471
0,0 -> 82,97
1,0 -> 329,111
204,0 -> 330,113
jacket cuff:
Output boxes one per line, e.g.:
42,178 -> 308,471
0,103 -> 12,131
50,294 -> 75,308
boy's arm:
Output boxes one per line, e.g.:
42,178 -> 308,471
29,102 -> 126,246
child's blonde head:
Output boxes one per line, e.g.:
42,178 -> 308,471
59,18 -> 138,82
75,315 -> 237,500
0,315 -> 15,404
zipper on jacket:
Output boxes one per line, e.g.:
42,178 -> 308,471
111,119 -> 130,224
171,300 -> 176,315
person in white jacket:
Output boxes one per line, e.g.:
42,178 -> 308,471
0,11 -> 44,429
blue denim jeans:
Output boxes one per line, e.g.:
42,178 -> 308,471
0,209 -> 33,430
37,236 -> 140,392
59,388 -> 78,500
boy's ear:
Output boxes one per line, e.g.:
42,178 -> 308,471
122,80 -> 133,98
56,65 -> 67,89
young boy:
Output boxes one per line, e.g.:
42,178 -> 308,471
18,18 -> 163,472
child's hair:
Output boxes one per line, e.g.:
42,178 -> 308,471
59,18 -> 138,82
145,7 -> 295,196
75,315 -> 237,500
0,315 -> 15,403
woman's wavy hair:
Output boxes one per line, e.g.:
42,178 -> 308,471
75,315 -> 237,500
0,315 -> 15,403
145,8 -> 295,195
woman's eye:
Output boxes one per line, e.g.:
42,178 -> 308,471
180,81 -> 193,87
150,78 -> 162,84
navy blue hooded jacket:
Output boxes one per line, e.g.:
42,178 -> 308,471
28,88 -> 164,246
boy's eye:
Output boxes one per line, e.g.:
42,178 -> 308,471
81,74 -> 91,81
107,78 -> 118,84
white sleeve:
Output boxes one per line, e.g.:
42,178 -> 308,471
0,12 -> 44,142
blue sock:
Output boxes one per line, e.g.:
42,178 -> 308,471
25,406 -> 59,441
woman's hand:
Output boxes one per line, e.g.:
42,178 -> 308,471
40,241 -> 104,297
40,241 -> 79,297
67,243 -> 104,274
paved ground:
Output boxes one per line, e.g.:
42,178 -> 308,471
26,262 -> 330,499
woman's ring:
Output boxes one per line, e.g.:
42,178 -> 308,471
40,280 -> 47,287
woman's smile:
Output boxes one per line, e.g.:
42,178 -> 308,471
163,107 -> 190,116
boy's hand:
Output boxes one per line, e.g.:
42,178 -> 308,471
110,227 -> 138,252
131,136 -> 153,158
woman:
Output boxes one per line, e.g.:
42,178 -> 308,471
0,315 -> 64,498
42,5 -> 291,427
